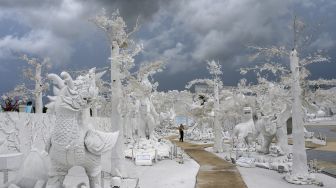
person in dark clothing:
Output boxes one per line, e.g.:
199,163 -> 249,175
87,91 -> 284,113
179,124 -> 184,142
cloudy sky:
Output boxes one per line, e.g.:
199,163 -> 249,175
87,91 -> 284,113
0,0 -> 335,94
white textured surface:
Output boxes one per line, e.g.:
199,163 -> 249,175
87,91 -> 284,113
238,167 -> 336,188
125,156 -> 199,188
207,146 -> 336,188
0,112 -> 112,156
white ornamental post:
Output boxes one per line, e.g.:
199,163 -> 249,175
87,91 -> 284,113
208,60 -> 223,153
285,49 -> 310,184
213,75 -> 223,152
110,41 -> 125,177
34,63 -> 43,113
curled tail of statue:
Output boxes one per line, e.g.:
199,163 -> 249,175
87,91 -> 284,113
85,130 -> 119,155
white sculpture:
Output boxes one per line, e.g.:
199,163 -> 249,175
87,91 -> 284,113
233,109 -> 288,155
207,60 -> 223,153
21,55 -> 51,114
121,94 -> 137,140
127,61 -> 163,139
159,108 -> 176,128
285,49 -> 310,183
185,60 -> 224,151
92,10 -> 142,178
45,68 -> 118,188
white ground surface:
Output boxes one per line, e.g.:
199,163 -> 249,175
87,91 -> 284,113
206,147 -> 336,188
122,137 -> 199,188
101,140 -> 199,188
238,167 -> 336,188
124,157 -> 199,188
2,155 -> 199,188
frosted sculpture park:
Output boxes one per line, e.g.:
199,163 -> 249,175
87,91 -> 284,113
1,3 -> 336,188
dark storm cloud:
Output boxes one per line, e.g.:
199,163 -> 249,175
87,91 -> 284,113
0,0 -> 171,65
139,0 -> 336,85
95,0 -> 170,24
136,0 -> 296,82
0,0 -> 335,93
0,0 -> 61,8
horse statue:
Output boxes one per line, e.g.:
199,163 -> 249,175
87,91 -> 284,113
45,68 -> 119,188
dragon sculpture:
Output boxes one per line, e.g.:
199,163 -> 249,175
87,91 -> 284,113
45,68 -> 118,188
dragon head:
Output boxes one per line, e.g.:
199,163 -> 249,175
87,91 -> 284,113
46,67 -> 106,113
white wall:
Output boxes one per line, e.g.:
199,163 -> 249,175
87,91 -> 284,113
0,112 -> 112,157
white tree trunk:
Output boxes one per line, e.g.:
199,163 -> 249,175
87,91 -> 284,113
35,64 -> 43,113
91,104 -> 98,117
213,78 -> 223,152
110,43 -> 125,177
276,103 -> 290,154
290,49 -> 308,176
124,114 -> 132,139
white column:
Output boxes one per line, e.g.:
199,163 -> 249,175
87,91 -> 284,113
213,78 -> 223,152
34,64 -> 43,113
110,42 -> 125,177
290,49 -> 308,176
91,103 -> 98,117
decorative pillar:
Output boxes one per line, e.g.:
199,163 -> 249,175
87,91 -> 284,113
285,49 -> 311,184
110,41 -> 124,177
34,64 -> 43,113
213,77 -> 223,152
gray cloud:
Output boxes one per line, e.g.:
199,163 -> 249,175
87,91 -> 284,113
0,0 -> 61,8
141,0 -> 336,76
0,0 -> 172,65
0,0 -> 335,93
0,29 -> 73,62
95,0 -> 167,23
0,0 -> 97,64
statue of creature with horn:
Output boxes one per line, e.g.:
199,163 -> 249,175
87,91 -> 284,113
45,68 -> 119,188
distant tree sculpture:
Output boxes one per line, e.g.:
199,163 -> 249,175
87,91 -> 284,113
186,61 -> 224,146
21,55 -> 51,113
207,60 -> 224,153
127,61 -> 164,138
287,48 -> 309,181
186,79 -> 215,135
92,9 -> 142,178
242,17 -> 328,183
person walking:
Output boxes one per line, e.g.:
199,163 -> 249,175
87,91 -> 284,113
179,124 -> 184,142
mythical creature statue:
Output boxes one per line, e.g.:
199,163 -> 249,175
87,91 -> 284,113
45,68 -> 118,188
233,103 -> 291,155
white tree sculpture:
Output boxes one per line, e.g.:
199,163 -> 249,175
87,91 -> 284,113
21,55 -> 51,113
243,17 -> 328,184
92,9 -> 142,178
127,61 -> 164,139
207,60 -> 224,153
286,49 -> 309,182
186,61 -> 224,145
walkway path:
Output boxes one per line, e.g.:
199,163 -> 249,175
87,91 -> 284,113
169,138 -> 247,188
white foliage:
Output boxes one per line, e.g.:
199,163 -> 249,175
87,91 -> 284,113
185,79 -> 214,89
207,60 -> 222,76
92,9 -> 128,45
